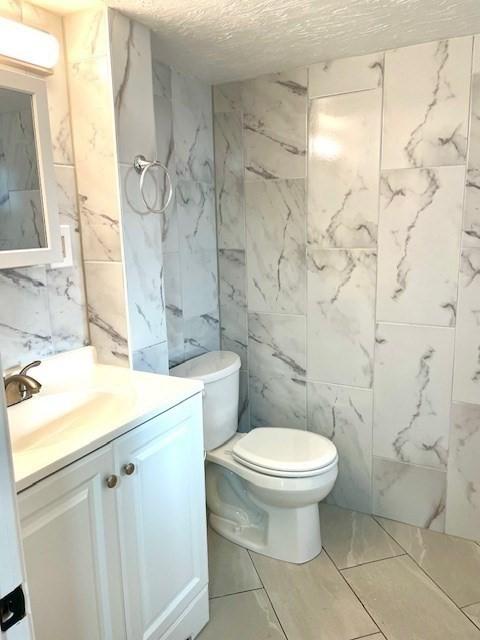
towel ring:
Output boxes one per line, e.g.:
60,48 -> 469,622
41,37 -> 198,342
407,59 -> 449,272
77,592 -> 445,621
133,154 -> 173,214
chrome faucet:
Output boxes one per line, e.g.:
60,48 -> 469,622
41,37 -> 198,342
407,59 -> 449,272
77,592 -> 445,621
4,360 -> 42,407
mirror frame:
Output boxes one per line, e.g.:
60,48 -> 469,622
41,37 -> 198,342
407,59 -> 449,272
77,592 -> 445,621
0,66 -> 61,269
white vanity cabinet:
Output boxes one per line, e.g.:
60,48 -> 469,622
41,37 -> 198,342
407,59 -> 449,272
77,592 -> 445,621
17,394 -> 208,640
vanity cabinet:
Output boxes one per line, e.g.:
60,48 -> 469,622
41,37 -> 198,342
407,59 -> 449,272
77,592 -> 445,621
17,394 -> 208,640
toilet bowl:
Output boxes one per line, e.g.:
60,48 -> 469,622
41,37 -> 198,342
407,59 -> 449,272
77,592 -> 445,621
170,351 -> 338,564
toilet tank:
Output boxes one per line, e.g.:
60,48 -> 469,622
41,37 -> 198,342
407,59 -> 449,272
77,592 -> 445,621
170,351 -> 241,451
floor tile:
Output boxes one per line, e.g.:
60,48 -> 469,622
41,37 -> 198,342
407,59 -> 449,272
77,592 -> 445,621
250,549 -> 378,640
320,505 -> 404,569
343,555 -> 480,640
198,589 -> 286,639
376,516 -> 480,607
464,603 -> 480,629
208,528 -> 262,598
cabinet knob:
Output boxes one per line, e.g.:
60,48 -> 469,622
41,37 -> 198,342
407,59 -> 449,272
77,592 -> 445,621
106,474 -> 118,489
123,462 -> 136,476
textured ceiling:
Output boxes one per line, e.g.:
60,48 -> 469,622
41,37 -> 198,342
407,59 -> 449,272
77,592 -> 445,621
106,0 -> 480,83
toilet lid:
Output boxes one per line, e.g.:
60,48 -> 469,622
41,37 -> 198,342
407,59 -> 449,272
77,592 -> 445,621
232,428 -> 337,474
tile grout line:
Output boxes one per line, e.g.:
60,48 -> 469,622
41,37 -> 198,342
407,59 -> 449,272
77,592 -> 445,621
322,547 -> 387,639
336,552 -> 407,572
246,549 -> 290,640
209,586 -> 264,601
372,515 -> 480,627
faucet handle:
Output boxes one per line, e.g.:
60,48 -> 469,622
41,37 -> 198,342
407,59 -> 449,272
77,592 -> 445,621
19,360 -> 41,376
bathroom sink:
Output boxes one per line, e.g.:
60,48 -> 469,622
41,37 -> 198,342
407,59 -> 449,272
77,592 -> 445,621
8,389 -> 132,454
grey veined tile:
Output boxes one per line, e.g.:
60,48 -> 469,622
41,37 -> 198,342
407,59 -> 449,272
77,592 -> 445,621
319,505 -> 403,570
377,166 -> 464,327
251,550 -> 378,640
198,590 -> 285,640
243,68 -> 307,180
308,88 -> 382,248
373,457 -> 446,532
309,52 -> 384,98
308,383 -> 373,513
382,37 -> 472,170
464,603 -> 480,630
208,528 -> 261,598
446,402 -> 480,541
343,555 -> 480,640
246,179 -> 306,314
376,516 -> 480,607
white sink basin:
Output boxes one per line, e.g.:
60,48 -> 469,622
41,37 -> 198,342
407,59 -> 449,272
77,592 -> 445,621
9,389 -> 131,454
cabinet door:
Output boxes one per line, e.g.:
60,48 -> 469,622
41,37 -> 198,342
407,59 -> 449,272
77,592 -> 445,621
18,446 -> 126,640
114,394 -> 208,640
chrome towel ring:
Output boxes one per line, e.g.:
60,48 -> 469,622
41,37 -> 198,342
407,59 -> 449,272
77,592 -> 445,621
133,154 -> 173,214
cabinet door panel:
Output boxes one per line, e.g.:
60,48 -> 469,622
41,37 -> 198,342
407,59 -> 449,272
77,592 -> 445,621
115,395 -> 208,640
18,447 -> 126,640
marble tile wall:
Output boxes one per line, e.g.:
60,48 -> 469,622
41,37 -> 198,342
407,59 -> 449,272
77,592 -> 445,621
65,6 -> 128,367
214,34 -> 480,540
152,36 -> 219,369
0,1 -> 89,369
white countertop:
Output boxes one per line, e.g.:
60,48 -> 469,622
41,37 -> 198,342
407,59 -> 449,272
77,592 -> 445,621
8,348 -> 203,492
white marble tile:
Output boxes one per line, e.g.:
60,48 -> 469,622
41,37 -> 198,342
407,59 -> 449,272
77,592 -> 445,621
172,70 -> 214,184
453,249 -> 480,403
374,323 -> 455,469
446,402 -> 480,541
84,262 -> 129,366
309,52 -> 384,98
183,312 -> 220,361
243,68 -> 307,180
151,58 -> 172,100
47,165 -> 88,354
213,82 -> 243,113
163,252 -> 184,367
181,250 -> 219,320
465,70 -> 480,247
382,37 -> 472,169
250,373 -> 306,429
248,313 -> 306,429
132,342 -> 169,375
154,94 -> 177,248
308,89 -> 381,248
308,382 -> 373,513
109,12 -> 156,165
307,249 -> 376,388
68,56 -> 121,261
64,7 -> 108,63
218,249 -> 248,369
377,166 -> 464,326
238,370 -> 251,432
119,164 -> 167,352
246,179 -> 306,314
373,457 -> 446,532
23,4 -> 74,165
214,111 -> 245,250
0,267 -> 53,368
177,180 -> 217,253
248,312 -> 306,380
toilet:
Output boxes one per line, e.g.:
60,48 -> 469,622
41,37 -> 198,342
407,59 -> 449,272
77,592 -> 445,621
170,350 -> 338,564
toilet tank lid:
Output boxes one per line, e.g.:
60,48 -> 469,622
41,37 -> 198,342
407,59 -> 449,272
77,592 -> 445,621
170,351 -> 241,383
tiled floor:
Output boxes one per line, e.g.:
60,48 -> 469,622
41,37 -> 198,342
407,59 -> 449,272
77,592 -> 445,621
198,503 -> 480,640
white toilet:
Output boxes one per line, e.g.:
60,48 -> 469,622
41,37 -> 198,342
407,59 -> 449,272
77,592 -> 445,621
171,350 -> 338,564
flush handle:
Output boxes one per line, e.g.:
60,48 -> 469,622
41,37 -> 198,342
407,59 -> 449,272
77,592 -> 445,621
123,463 -> 136,476
106,474 -> 119,489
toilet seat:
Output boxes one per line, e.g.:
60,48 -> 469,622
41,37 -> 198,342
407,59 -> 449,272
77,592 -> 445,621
232,428 -> 338,478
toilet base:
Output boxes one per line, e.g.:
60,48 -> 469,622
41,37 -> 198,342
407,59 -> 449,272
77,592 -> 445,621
208,502 -> 322,564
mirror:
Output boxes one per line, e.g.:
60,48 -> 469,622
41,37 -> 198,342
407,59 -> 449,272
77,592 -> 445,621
0,68 -> 60,268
